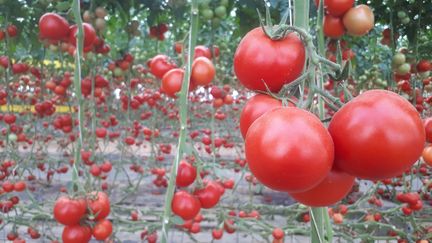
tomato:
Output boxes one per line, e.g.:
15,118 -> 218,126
323,15 -> 345,38
191,57 -> 215,86
87,191 -> 110,220
423,146 -> 432,167
176,160 -> 197,187
425,118 -> 432,143
150,55 -> 177,79
7,25 -> 18,37
62,225 -> 92,243
13,181 -> 26,192
69,23 -> 97,47
289,169 -> 355,207
239,94 -> 282,139
194,45 -> 212,59
92,219 -> 113,240
343,5 -> 375,37
0,30 -> 4,41
161,68 -> 184,98
316,0 -> 354,17
245,107 -> 334,192
234,27 -> 305,92
272,228 -> 284,240
194,182 -> 221,209
171,191 -> 201,220
329,90 -> 425,180
53,196 -> 87,225
212,228 -> 223,239
417,60 -> 432,73
39,13 -> 70,40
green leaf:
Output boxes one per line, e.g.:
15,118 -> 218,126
170,215 -> 184,225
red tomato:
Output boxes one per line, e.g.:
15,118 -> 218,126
87,191 -> 110,220
150,55 -> 177,79
425,118 -> 432,143
343,5 -> 375,37
53,196 -> 87,226
62,225 -> 92,243
239,94 -> 282,139
272,228 -> 284,240
417,60 -> 431,72
69,23 -> 97,47
194,182 -> 221,209
212,228 -> 223,239
172,191 -> 201,220
245,107 -> 334,192
316,0 -> 354,17
13,181 -> 26,192
234,27 -> 305,92
329,90 -> 425,180
176,160 -> 197,187
161,68 -> 184,98
92,219 -> 113,240
289,169 -> 355,207
39,13 -> 70,40
323,15 -> 345,38
191,57 -> 215,86
194,45 -> 212,59
423,146 -> 432,167
7,25 -> 18,37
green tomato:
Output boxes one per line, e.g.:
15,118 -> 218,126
220,0 -> 229,6
392,53 -> 406,66
396,63 -> 411,75
212,17 -> 221,27
214,5 -> 227,18
8,133 -> 17,142
199,0 -> 211,8
113,67 -> 124,77
397,11 -> 406,19
419,71 -> 430,79
401,17 -> 410,24
202,9 -> 214,20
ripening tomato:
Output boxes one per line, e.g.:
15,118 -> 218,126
87,191 -> 110,220
161,68 -> 184,98
289,169 -> 355,207
39,13 -> 70,40
191,57 -> 215,86
323,15 -> 345,38
53,196 -> 87,225
234,27 -> 305,92
423,146 -> 432,167
69,23 -> 97,47
150,55 -> 177,79
62,225 -> 92,243
343,5 -> 375,37
316,0 -> 354,17
172,191 -> 201,220
92,219 -> 113,240
176,160 -> 197,187
239,94 -> 282,139
245,107 -> 334,192
329,90 -> 425,180
425,118 -> 432,143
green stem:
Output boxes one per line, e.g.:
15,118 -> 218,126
160,1 -> 199,242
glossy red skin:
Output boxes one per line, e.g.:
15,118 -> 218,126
323,15 -> 345,38
425,118 -> 432,143
234,27 -> 305,92
150,55 -> 177,79
161,68 -> 184,98
329,90 -> 425,180
194,182 -> 221,209
239,94 -> 282,139
172,191 -> 201,220
39,13 -> 70,40
245,107 -> 334,192
87,191 -> 110,221
62,225 -> 92,243
317,0 -> 354,17
176,160 -> 197,187
53,196 -> 86,226
69,23 -> 96,47
191,57 -> 215,86
289,169 -> 355,207
92,219 -> 113,240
